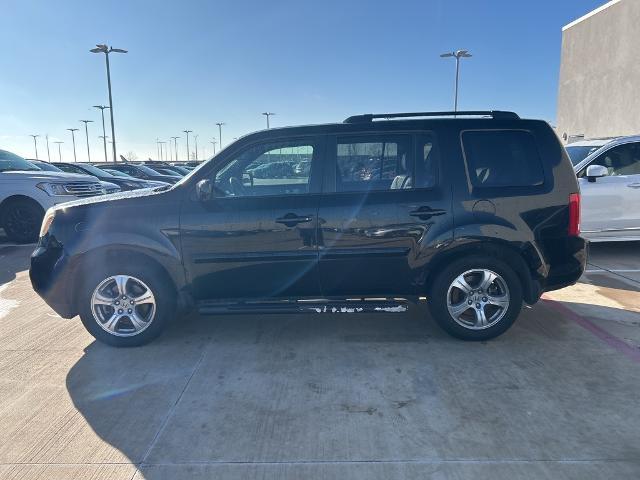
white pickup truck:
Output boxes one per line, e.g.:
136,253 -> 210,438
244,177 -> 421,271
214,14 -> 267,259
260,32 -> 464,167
1,149 -> 108,243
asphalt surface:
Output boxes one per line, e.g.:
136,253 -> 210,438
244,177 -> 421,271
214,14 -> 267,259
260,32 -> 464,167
0,237 -> 639,479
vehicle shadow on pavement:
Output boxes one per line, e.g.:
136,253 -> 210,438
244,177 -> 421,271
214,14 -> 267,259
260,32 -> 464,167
64,301 -> 640,478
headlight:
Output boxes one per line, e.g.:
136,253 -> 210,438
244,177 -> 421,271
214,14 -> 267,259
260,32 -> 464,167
36,182 -> 68,196
39,208 -> 56,237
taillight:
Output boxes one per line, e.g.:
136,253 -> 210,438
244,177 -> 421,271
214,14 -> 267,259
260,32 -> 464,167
568,193 -> 580,236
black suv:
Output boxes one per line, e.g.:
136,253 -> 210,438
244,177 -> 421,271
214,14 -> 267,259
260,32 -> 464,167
30,111 -> 586,347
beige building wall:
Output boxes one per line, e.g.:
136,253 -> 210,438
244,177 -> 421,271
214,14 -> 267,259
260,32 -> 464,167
556,0 -> 640,143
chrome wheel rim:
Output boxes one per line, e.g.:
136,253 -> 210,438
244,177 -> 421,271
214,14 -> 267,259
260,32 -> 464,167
90,275 -> 156,337
446,269 -> 510,330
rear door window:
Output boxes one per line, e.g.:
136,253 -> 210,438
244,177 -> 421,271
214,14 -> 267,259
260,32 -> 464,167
461,130 -> 544,187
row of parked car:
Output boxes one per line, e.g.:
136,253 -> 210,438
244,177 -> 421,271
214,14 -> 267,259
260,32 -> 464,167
0,148 -> 201,242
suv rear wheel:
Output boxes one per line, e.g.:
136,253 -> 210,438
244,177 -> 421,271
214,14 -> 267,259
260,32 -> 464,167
78,262 -> 175,347
428,255 -> 523,340
1,198 -> 43,243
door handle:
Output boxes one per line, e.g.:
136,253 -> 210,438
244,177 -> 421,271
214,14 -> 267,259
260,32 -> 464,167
627,183 -> 640,189
409,206 -> 446,220
275,213 -> 313,227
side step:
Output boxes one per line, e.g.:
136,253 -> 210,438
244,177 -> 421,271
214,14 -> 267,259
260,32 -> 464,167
197,298 -> 414,315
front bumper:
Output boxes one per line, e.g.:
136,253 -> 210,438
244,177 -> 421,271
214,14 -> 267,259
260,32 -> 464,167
29,236 -> 77,318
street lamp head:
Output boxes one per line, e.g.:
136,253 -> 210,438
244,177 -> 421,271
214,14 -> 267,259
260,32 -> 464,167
456,49 -> 472,58
90,44 -> 108,53
80,119 -> 94,123
440,52 -> 455,58
67,128 -> 79,132
110,48 -> 128,54
93,105 -> 109,110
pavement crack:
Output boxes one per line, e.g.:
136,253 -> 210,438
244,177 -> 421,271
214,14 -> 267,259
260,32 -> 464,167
138,346 -> 209,466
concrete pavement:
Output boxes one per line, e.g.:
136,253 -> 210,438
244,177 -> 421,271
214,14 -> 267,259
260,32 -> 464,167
0,241 -> 639,479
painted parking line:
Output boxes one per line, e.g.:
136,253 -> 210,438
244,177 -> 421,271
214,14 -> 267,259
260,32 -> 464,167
543,298 -> 640,364
585,269 -> 640,273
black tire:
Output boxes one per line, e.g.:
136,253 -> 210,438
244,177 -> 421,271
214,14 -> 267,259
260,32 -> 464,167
427,255 -> 523,341
1,198 -> 44,243
78,261 -> 176,347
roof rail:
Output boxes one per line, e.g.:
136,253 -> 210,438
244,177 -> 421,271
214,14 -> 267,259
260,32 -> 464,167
343,110 -> 520,123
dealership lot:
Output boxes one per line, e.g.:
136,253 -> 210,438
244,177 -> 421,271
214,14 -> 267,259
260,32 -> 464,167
0,239 -> 638,479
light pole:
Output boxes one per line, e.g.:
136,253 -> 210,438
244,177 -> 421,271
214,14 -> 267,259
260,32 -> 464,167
262,112 -> 275,129
93,105 -> 110,162
54,141 -> 64,162
67,128 -> 79,162
90,44 -> 127,162
210,139 -> 217,155
171,136 -> 180,161
29,135 -> 39,159
194,134 -> 199,160
183,130 -> 192,161
159,141 -> 167,161
440,49 -> 472,112
216,122 -> 225,150
79,120 -> 93,162
45,135 -> 51,162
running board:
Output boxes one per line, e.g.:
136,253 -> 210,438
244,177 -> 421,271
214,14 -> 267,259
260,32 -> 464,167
197,298 -> 412,315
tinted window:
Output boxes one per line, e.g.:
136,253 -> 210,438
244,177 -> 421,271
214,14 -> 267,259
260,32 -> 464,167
416,135 -> 438,189
215,140 -> 315,197
336,135 -> 412,192
462,130 -> 544,187
579,142 -> 640,177
566,145 -> 603,166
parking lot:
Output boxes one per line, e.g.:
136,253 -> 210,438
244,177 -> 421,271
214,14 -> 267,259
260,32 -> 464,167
0,236 -> 639,479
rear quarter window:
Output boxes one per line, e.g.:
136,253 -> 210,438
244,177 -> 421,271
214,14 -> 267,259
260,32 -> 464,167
461,130 -> 544,187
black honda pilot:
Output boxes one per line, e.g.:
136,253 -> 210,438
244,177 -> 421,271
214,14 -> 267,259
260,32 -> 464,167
30,111 -> 586,347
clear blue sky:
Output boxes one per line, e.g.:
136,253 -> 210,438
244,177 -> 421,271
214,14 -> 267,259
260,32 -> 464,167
1,0 -> 605,161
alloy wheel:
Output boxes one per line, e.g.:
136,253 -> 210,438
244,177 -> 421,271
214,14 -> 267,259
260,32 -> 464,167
446,269 -> 510,330
90,275 -> 156,337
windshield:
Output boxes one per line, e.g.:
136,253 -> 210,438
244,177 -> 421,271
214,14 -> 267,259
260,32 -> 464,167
29,161 -> 63,172
103,168 -> 133,178
566,145 -> 604,166
78,163 -> 114,177
0,150 -> 41,172
137,164 -> 171,176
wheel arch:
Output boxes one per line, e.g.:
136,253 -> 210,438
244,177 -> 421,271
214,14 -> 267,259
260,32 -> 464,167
424,238 -> 544,304
69,246 -> 187,313
0,194 -> 45,225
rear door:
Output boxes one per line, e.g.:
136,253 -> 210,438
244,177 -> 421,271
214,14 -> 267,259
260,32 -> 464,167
317,131 -> 452,296
578,141 -> 640,238
180,136 -> 324,300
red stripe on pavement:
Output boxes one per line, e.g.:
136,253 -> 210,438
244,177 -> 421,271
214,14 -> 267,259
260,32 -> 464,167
543,298 -> 640,364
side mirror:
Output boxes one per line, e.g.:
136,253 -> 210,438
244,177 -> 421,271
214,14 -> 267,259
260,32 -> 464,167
586,164 -> 608,182
195,179 -> 213,201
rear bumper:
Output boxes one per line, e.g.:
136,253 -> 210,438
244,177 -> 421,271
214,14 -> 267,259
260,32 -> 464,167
542,236 -> 588,293
29,236 -> 77,318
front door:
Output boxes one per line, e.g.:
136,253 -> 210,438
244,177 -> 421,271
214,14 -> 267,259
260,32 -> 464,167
579,141 -> 640,239
317,131 -> 452,297
180,136 -> 324,300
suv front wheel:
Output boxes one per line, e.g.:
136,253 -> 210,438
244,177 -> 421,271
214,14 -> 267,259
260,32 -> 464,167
78,263 -> 175,347
428,255 -> 523,340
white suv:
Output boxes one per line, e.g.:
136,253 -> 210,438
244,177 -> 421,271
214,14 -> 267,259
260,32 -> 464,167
568,136 -> 640,242
0,149 -> 107,243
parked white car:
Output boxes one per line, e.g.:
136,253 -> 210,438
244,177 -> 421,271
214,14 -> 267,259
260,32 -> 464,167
568,136 -> 640,242
0,149 -> 107,243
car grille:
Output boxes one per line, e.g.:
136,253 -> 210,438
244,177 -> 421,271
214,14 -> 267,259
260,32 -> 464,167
63,182 -> 105,197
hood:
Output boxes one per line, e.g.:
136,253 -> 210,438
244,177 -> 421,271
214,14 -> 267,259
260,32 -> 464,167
0,170 -> 98,182
51,184 -> 173,211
